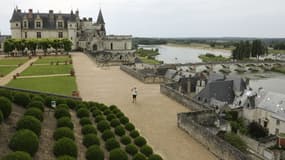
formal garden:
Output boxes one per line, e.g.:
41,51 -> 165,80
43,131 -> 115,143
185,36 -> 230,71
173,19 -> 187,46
0,57 -> 29,77
0,88 -> 163,160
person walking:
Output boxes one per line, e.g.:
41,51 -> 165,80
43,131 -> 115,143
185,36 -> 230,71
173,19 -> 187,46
131,87 -> 138,103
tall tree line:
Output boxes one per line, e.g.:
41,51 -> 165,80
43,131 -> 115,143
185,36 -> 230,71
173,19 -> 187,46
232,40 -> 268,60
4,38 -> 72,56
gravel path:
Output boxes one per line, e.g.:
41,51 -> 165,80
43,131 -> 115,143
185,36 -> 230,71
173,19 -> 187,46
72,52 -> 217,160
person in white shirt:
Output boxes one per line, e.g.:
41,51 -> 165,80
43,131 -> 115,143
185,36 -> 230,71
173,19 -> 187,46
131,87 -> 138,103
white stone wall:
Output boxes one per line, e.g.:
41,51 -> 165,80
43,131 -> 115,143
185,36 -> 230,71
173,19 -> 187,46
104,39 -> 132,50
11,22 -> 22,39
21,30 -> 68,39
67,22 -> 77,50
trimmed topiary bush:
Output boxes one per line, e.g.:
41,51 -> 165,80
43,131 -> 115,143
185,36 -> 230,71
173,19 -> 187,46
14,93 -> 31,107
134,136 -> 147,147
53,138 -> 77,157
53,127 -> 75,141
115,125 -> 126,136
75,104 -> 88,112
26,101 -> 44,112
101,130 -> 115,141
0,88 -> 13,100
85,145 -> 104,160
95,115 -> 105,123
16,116 -> 42,136
24,108 -> 43,121
80,117 -> 92,126
81,124 -> 97,135
83,134 -> 100,147
111,119 -> 121,127
56,155 -> 76,160
1,151 -> 32,160
109,148 -> 128,160
56,104 -> 69,110
92,110 -> 102,117
31,96 -> 45,104
140,145 -> 153,157
105,138 -> 120,151
116,112 -> 125,119
130,130 -> 140,138
125,144 -> 138,156
120,116 -> 129,124
44,96 -> 55,107
110,105 -> 118,111
55,108 -> 71,119
103,109 -> 111,115
66,99 -> 78,109
125,122 -> 135,131
77,108 -> 90,118
120,135 -> 131,145
133,153 -> 147,160
148,154 -> 163,160
106,114 -> 116,121
0,110 -> 3,123
9,129 -> 39,156
0,97 -> 12,119
97,120 -> 110,132
57,117 -> 74,129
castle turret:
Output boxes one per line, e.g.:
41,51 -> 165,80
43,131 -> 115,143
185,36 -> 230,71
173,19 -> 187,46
96,9 -> 106,37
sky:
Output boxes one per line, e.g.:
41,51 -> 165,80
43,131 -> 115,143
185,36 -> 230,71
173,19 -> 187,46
1,0 -> 285,38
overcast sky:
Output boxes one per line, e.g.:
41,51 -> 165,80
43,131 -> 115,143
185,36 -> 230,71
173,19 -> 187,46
1,0 -> 285,38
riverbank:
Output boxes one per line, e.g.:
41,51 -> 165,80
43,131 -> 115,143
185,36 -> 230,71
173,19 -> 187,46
167,43 -> 233,53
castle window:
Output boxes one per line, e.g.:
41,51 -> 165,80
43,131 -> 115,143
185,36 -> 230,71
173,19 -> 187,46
110,43 -> 113,50
58,22 -> 63,28
124,43 -> 127,50
16,23 -> 18,27
277,120 -> 280,125
58,32 -> 63,38
23,21 -> 27,28
36,22 -> 41,28
36,32 -> 41,38
24,32 -> 27,39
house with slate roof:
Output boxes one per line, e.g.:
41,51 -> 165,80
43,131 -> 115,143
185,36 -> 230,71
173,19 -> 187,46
10,7 -> 133,54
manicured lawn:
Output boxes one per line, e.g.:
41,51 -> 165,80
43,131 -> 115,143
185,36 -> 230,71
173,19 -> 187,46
0,57 -> 29,65
21,64 -> 73,76
34,56 -> 71,64
138,56 -> 162,65
0,66 -> 18,76
7,76 -> 77,96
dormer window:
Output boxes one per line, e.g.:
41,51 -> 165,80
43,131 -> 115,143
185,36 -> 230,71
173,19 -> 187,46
36,21 -> 41,28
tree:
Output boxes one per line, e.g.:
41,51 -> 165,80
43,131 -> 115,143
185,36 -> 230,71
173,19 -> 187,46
252,40 -> 267,59
38,39 -> 50,55
247,121 -> 269,139
4,39 -> 15,56
14,39 -> 26,56
62,39 -> 72,54
26,39 -> 38,56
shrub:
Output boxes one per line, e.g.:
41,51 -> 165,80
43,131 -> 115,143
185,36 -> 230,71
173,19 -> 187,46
92,110 -> 102,117
125,122 -> 135,131
95,115 -> 105,123
24,108 -> 43,121
140,145 -> 153,157
44,96 -> 55,107
85,145 -> 104,160
55,108 -> 71,119
56,104 -> 69,110
101,130 -> 115,141
77,108 -> 90,118
111,119 -> 121,127
89,106 -> 98,112
103,109 -> 111,115
120,116 -> 129,124
120,136 -> 131,145
81,125 -> 97,135
115,125 -> 126,136
53,127 -> 75,141
66,99 -> 78,109
83,134 -> 100,147
110,105 -> 118,111
116,112 -> 125,118
26,101 -> 44,112
133,153 -> 147,160
109,148 -> 128,160
57,117 -> 74,129
148,154 -> 163,160
105,138 -> 120,151
97,104 -> 108,111
16,116 -> 42,136
14,93 -> 31,107
31,95 -> 45,104
53,137 -> 77,157
1,151 -> 32,160
75,103 -> 88,112
0,88 -> 13,100
57,155 -> 76,160
0,97 -> 12,119
0,110 -> 3,123
248,121 -> 269,139
9,129 -> 39,156
130,130 -> 140,138
125,144 -> 138,155
97,120 -> 110,132
224,133 -> 247,152
107,114 -> 116,121
134,136 -> 147,147
80,117 -> 92,126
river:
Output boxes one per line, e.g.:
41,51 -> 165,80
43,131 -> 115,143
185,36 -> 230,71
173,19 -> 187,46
139,44 -> 285,94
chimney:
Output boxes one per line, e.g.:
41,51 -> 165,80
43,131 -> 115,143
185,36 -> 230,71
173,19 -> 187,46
49,10 -> 53,14
49,10 -> 54,22
28,9 -> 33,19
75,9 -> 79,17
88,17 -> 92,22
71,10 -> 74,15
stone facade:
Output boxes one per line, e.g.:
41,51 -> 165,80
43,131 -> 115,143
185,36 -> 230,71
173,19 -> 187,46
10,7 -> 133,54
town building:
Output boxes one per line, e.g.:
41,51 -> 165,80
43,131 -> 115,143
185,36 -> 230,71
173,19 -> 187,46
10,7 -> 133,55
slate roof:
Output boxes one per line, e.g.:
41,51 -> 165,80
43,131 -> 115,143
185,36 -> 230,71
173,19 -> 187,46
96,9 -> 105,24
10,9 -> 77,29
